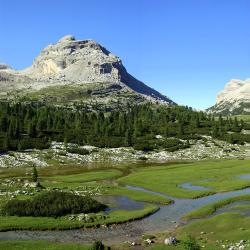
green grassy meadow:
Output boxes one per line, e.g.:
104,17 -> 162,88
176,213 -> 250,249
45,169 -> 122,182
232,115 -> 250,123
119,159 -> 250,198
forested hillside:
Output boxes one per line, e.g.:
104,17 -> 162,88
0,102 -> 249,153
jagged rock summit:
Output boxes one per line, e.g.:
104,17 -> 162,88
0,35 -> 175,108
207,78 -> 250,115
23,35 -> 123,83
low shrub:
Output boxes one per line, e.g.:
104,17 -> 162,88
1,191 -> 107,217
89,241 -> 110,250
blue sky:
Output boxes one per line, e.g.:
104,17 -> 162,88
0,0 -> 249,109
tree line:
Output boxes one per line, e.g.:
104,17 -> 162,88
0,101 -> 249,152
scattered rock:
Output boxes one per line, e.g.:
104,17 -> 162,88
164,236 -> 177,245
23,181 -> 39,188
144,238 -> 153,244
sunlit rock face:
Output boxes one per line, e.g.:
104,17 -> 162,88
208,78 -> 250,115
0,35 -> 175,105
24,37 -> 122,83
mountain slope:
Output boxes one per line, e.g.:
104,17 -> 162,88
0,35 -> 175,109
207,78 -> 250,115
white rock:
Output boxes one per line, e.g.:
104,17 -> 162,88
164,236 -> 177,245
145,239 -> 152,244
239,246 -> 245,250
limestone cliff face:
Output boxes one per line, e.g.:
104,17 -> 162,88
208,78 -> 250,115
16,35 -> 174,104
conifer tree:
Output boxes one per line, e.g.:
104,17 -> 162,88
32,165 -> 38,183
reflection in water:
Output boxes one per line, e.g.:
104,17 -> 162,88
95,195 -> 145,212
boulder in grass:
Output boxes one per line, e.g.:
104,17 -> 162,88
24,181 -> 40,188
164,236 -> 177,245
145,238 -> 153,244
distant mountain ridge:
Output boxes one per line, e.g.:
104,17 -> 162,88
207,78 -> 250,115
0,35 -> 175,109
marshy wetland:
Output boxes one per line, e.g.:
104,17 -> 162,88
1,158 -> 250,249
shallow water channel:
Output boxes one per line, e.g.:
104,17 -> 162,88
1,183 -> 250,244
96,195 -> 145,212
214,200 -> 250,217
238,174 -> 250,180
177,182 -> 210,191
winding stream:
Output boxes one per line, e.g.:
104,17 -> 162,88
1,185 -> 250,244
214,201 -> 250,217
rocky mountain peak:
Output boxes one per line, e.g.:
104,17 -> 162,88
24,35 -> 122,82
216,79 -> 247,104
0,35 -> 175,107
208,78 -> 250,115
217,79 -> 250,103
58,35 -> 76,43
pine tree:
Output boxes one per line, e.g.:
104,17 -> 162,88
32,165 -> 38,183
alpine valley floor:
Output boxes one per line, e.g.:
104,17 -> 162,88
1,157 -> 250,249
